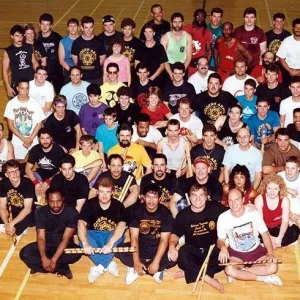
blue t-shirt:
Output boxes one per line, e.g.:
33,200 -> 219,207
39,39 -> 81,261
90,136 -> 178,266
237,95 -> 257,122
247,110 -> 280,143
95,123 -> 118,154
60,36 -> 75,67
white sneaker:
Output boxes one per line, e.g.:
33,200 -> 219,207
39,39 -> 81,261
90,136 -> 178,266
264,274 -> 283,286
0,224 -> 5,233
227,276 -> 234,284
125,267 -> 139,285
106,261 -> 118,277
178,235 -> 185,246
23,228 -> 29,235
153,271 -> 163,283
88,264 -> 104,283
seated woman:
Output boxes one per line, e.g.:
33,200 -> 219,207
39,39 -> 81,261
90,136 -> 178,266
214,105 -> 246,150
0,122 -> 15,179
72,135 -> 103,188
255,174 -> 299,248
141,86 -> 172,129
222,164 -> 258,206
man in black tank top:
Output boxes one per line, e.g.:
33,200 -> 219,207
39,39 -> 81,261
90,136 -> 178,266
3,25 -> 38,98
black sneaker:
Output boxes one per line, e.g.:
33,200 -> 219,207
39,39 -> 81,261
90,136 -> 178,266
30,269 -> 37,274
56,265 -> 73,280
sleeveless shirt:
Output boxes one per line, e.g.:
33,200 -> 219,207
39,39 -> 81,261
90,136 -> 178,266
262,193 -> 283,228
166,32 -> 187,64
162,137 -> 186,171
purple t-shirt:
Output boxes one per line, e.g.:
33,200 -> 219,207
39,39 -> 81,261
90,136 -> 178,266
78,103 -> 107,136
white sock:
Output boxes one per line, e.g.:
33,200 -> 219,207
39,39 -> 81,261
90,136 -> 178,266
256,275 -> 267,282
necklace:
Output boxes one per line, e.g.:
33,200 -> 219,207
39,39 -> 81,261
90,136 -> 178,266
203,145 -> 215,156
167,139 -> 180,151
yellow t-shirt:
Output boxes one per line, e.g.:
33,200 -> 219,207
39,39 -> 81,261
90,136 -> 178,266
100,82 -> 125,107
108,142 -> 151,180
72,150 -> 101,168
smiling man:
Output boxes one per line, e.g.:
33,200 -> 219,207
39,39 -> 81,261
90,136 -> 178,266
19,188 -> 81,279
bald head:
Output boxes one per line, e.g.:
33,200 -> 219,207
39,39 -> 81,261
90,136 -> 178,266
227,188 -> 244,214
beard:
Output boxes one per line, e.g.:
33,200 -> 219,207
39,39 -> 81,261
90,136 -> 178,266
119,140 -> 130,148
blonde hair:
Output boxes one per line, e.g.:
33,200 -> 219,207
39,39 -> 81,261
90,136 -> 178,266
262,174 -> 287,198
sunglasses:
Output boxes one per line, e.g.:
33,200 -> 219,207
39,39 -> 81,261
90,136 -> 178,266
108,71 -> 118,75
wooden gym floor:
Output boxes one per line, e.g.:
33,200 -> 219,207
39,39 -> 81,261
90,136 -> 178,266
0,0 -> 300,299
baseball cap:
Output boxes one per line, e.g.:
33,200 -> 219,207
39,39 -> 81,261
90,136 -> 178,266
193,157 -> 210,167
102,15 -> 115,24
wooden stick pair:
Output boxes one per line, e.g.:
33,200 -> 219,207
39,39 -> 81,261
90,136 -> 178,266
185,193 -> 191,206
8,202 -> 17,245
64,246 -> 136,254
219,259 -> 283,266
118,174 -> 134,203
192,244 -> 215,300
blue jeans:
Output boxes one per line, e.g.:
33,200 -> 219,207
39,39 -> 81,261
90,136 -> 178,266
80,230 -> 124,268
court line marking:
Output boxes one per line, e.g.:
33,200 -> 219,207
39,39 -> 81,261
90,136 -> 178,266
284,9 -> 292,31
133,0 -> 146,21
90,0 -> 106,17
115,6 -> 126,23
53,0 -> 81,29
264,0 -> 273,27
256,10 -> 261,28
294,245 -> 300,282
14,269 -> 30,300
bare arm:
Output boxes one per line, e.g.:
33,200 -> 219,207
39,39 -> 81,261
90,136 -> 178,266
280,114 -> 286,128
75,198 -> 86,213
88,188 -> 97,200
25,162 -> 38,182
0,197 -> 9,225
184,33 -> 193,70
123,184 -> 139,208
205,43 -> 212,64
71,54 -> 78,66
253,171 -> 262,190
262,165 -> 285,175
237,41 -> 253,67
259,41 -> 267,64
150,63 -> 165,81
170,192 -> 181,218
32,52 -> 39,71
105,221 -> 126,249
126,57 -> 131,86
2,50 -> 15,97
156,140 -> 163,154
224,166 -> 230,184
130,227 -> 145,275
99,54 -> 106,67
7,141 -> 15,160
58,41 -> 70,71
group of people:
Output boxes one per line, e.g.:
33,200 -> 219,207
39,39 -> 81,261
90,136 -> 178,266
1,2 -> 300,294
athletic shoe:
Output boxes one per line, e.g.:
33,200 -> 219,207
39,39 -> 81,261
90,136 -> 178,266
88,264 -> 104,283
153,271 -> 163,284
227,276 -> 234,284
30,269 -> 37,275
56,265 -> 73,280
106,261 -> 118,277
264,274 -> 283,286
178,235 -> 185,246
0,224 -> 5,233
23,228 -> 29,235
125,267 -> 139,285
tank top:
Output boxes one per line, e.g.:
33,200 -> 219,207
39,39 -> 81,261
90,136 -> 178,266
5,44 -> 35,84
162,137 -> 186,171
60,36 -> 75,67
262,193 -> 283,228
218,116 -> 246,146
166,32 -> 187,64
0,139 -> 9,172
218,37 -> 239,73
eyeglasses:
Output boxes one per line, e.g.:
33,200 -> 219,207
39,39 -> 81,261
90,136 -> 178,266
108,71 -> 118,75
6,169 -> 20,175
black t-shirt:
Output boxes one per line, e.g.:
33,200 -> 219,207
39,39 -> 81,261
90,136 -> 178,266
27,143 -> 65,180
5,43 -> 35,83
50,172 -> 89,208
175,175 -> 222,202
140,173 -> 179,203
132,80 -> 154,107
217,116 -> 247,146
139,20 -> 171,42
172,202 -> 226,248
98,31 -> 124,54
35,205 -> 78,247
71,36 -> 106,80
30,40 -> 47,63
192,90 -> 238,125
123,37 -> 143,67
190,144 -> 225,180
115,103 -> 140,125
162,82 -> 196,114
93,171 -> 137,201
265,29 -> 291,54
0,177 -> 35,233
129,203 -> 173,258
37,31 -> 62,70
136,42 -> 168,77
287,124 -> 300,142
80,197 -> 126,230
44,110 -> 80,151
255,83 -> 291,113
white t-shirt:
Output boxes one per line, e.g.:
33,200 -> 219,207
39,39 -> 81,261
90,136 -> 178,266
222,75 -> 258,97
60,81 -> 90,115
4,96 -> 45,159
217,207 -> 268,252
278,171 -> 300,214
29,80 -> 54,109
279,96 -> 300,127
188,70 -> 214,94
132,125 -> 163,144
222,144 -> 262,182
171,114 -> 203,139
277,35 -> 300,69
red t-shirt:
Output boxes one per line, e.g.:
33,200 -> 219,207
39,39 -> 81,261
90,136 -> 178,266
233,25 -> 267,67
141,102 -> 170,125
183,24 -> 213,59
216,37 -> 239,72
